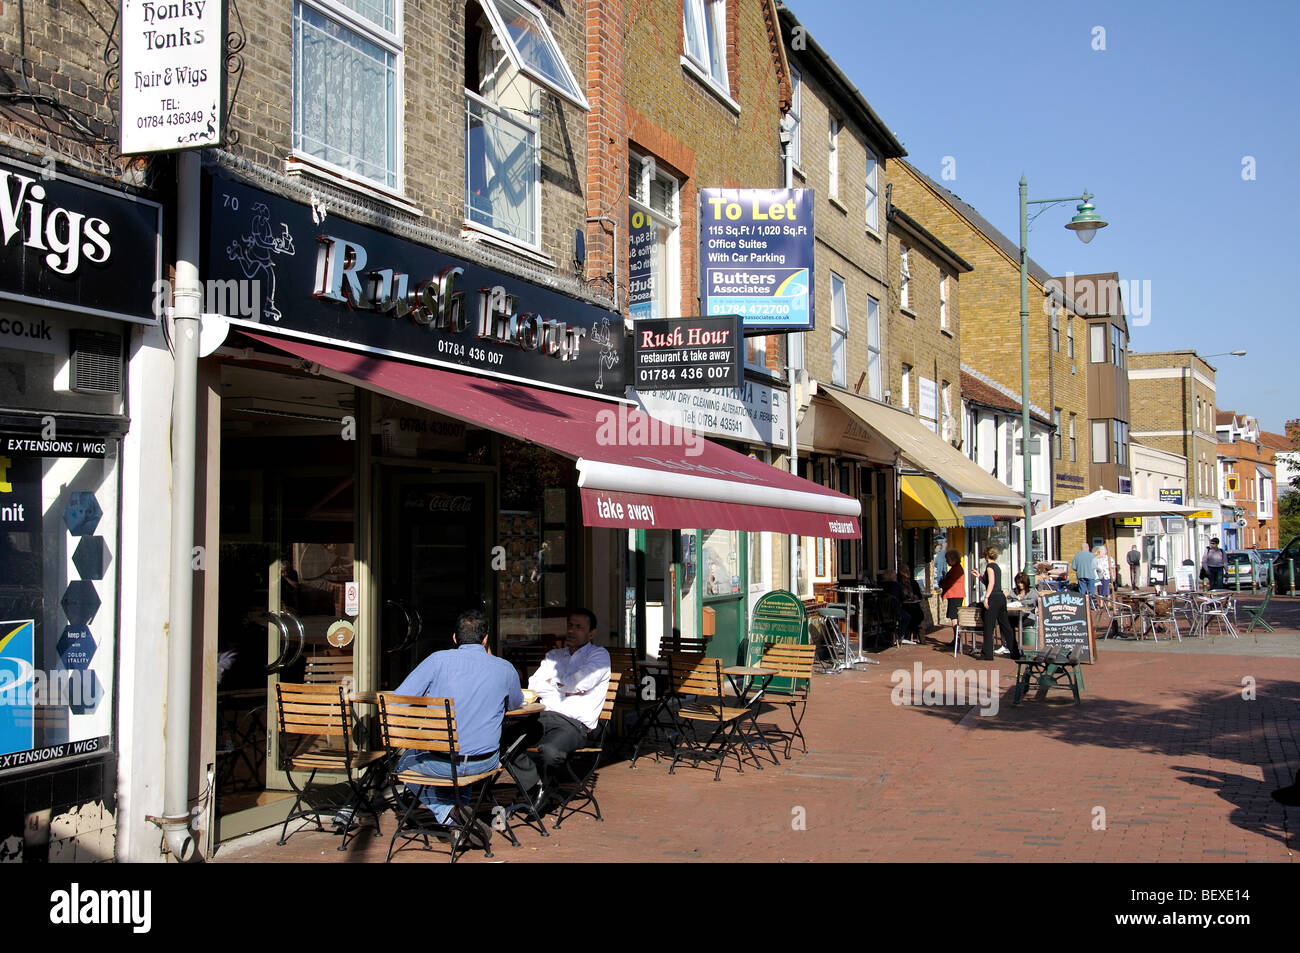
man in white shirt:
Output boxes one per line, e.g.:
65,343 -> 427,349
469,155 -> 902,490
507,608 -> 611,798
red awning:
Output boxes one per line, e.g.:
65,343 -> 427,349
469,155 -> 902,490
242,332 -> 860,537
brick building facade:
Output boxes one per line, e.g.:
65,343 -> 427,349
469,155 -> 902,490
887,159 -> 1091,561
1217,412 -> 1279,550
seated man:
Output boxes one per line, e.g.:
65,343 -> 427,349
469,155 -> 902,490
508,608 -> 611,802
393,609 -> 524,825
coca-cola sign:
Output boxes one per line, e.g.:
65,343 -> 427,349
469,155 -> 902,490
0,157 -> 162,324
402,493 -> 474,513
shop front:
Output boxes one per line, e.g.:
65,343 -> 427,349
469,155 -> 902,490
0,155 -> 162,860
197,171 -> 858,841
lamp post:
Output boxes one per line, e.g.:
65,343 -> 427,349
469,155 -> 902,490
1019,177 -> 1107,575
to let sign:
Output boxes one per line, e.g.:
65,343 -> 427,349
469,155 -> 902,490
120,0 -> 226,154
633,315 -> 742,391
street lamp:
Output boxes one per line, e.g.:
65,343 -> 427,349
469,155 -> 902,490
1019,177 -> 1107,575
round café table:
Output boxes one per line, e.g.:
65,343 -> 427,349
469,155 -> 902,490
832,584 -> 881,665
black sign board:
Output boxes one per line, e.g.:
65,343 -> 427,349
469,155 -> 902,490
1039,591 -> 1096,664
0,158 -> 162,324
632,315 -> 742,391
202,172 -> 627,400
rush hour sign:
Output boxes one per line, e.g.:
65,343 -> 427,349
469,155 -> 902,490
632,315 -> 743,391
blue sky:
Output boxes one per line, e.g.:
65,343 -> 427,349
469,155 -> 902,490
786,0 -> 1299,434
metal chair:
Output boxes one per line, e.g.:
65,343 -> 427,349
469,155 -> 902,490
273,682 -> 386,850
1245,585 -> 1275,637
550,672 -> 622,829
756,642 -> 815,757
378,692 -> 505,863
666,657 -> 760,781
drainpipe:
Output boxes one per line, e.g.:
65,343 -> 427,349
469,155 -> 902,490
158,149 -> 202,861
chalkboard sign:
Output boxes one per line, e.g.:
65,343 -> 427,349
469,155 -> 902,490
744,590 -> 808,691
1038,591 -> 1096,664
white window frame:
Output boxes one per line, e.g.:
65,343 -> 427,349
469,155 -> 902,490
787,66 -> 802,169
828,115 -> 840,201
293,0 -> 404,192
1053,409 -> 1062,459
1089,322 -> 1106,363
899,246 -> 910,310
1069,413 -> 1077,462
683,0 -> 728,94
628,151 -> 681,322
1050,305 -> 1059,351
464,87 -> 541,248
939,274 -> 948,330
1092,419 -> 1109,464
865,147 -> 879,231
478,0 -> 588,109
900,363 -> 912,408
830,272 -> 848,387
867,295 -> 882,399
1067,316 -> 1074,358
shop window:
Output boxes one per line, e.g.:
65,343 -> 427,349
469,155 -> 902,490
293,0 -> 401,190
0,433 -> 120,777
628,152 -> 680,321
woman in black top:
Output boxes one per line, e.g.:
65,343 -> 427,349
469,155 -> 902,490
981,546 -> 1020,660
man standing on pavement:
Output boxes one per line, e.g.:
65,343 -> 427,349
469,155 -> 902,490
508,608 -> 611,804
1203,537 -> 1227,590
1126,544 -> 1141,589
1072,543 -> 1097,601
393,610 -> 524,825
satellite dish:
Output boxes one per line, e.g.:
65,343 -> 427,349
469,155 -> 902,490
198,312 -> 231,357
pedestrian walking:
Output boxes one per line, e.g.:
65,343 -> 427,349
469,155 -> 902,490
1072,544 -> 1097,600
1094,545 -> 1112,598
1126,545 -> 1141,588
1203,537 -> 1227,590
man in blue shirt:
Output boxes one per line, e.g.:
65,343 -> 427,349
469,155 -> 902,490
1071,544 -> 1097,599
393,610 -> 523,823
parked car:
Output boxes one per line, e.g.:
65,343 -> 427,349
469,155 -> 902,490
1274,537 -> 1300,593
1225,550 -> 1265,590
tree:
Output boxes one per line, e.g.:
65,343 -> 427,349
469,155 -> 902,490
1281,490 -> 1300,543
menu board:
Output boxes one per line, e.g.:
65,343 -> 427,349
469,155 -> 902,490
1038,591 -> 1096,664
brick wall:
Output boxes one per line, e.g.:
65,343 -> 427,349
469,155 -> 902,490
886,222 -> 961,433
784,41 -> 888,395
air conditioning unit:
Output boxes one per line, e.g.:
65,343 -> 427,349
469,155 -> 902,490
68,330 -> 124,395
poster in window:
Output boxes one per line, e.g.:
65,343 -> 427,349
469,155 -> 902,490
629,205 -> 657,321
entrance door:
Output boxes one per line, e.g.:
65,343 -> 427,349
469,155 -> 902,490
378,471 -> 491,689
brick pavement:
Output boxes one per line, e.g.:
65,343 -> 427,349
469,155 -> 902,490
215,601 -> 1300,864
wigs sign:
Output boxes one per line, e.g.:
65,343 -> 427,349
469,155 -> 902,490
120,0 -> 226,153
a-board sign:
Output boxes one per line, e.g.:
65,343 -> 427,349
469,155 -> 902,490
745,590 -> 807,692
1038,591 -> 1096,664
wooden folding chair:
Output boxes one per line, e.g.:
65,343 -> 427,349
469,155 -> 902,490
274,682 -> 386,850
756,643 -> 815,757
608,647 -> 642,737
378,693 -> 504,863
667,657 -> 760,781
551,672 -> 622,829
303,653 -> 353,685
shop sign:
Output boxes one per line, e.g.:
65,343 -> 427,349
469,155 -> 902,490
0,157 -> 162,324
1158,488 -> 1183,505
699,189 -> 813,332
745,590 -> 807,691
203,172 -> 626,399
119,0 -> 226,153
632,315 -> 742,390
632,379 -> 786,445
0,455 -> 41,532
1,434 -> 109,458
1114,517 -> 1142,527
